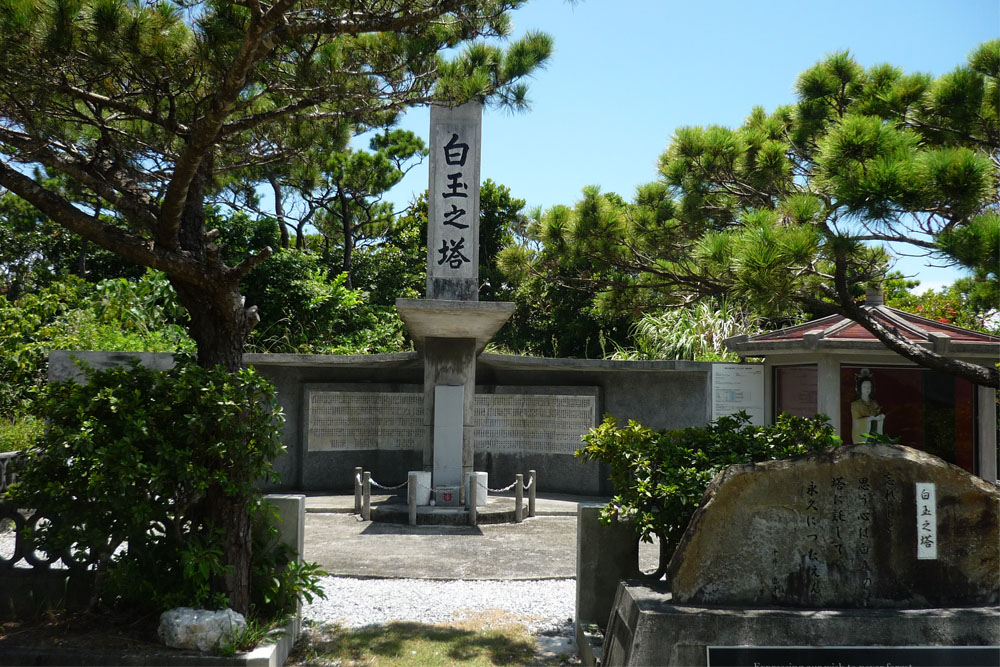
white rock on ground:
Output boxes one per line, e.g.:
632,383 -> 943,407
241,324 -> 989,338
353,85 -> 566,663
158,607 -> 247,652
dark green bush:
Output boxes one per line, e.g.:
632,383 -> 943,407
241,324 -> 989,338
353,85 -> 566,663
9,358 -> 323,618
576,411 -> 842,563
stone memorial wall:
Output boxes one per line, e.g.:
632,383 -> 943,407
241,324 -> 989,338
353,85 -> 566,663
306,387 -> 597,455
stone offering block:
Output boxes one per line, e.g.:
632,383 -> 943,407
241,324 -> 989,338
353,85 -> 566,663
667,443 -> 1000,608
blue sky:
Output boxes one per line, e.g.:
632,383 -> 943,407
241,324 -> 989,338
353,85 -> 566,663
380,0 -> 999,293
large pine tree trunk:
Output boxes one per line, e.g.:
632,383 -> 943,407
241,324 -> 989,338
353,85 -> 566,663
167,159 -> 257,614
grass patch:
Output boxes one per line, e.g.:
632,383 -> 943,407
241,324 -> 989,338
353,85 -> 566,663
288,620 -> 570,666
0,415 -> 41,453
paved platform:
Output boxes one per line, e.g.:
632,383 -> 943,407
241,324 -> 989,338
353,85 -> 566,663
300,493 -> 655,580
304,491 -> 589,517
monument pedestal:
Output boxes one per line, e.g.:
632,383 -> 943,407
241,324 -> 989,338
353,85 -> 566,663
603,582 -> 1000,667
396,299 -> 514,488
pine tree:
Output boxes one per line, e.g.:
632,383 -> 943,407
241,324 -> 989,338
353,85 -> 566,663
0,0 -> 552,612
510,42 -> 999,387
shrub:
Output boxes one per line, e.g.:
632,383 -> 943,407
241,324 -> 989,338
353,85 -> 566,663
0,414 -> 42,452
576,412 -> 842,567
0,271 -> 193,419
9,358 -> 323,618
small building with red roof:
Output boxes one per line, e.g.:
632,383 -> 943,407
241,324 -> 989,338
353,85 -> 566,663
726,290 -> 999,482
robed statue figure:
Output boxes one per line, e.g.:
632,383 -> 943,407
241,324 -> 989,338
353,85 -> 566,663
851,369 -> 885,444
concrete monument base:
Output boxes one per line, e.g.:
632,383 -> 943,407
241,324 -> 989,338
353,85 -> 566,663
602,582 -> 1000,667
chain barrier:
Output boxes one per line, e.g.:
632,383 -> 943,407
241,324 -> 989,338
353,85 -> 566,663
488,479 -> 519,493
369,478 -> 408,491
523,476 -> 534,490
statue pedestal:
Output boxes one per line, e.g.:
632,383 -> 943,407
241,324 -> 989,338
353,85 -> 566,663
395,298 -> 514,488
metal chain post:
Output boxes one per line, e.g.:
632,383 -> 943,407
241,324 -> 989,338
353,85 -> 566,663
515,473 -> 524,523
354,466 -> 363,514
528,469 -> 537,518
468,478 -> 478,526
408,472 -> 417,526
362,471 -> 371,521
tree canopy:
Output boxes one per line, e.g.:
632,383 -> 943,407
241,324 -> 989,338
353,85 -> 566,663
0,0 -> 551,370
0,0 -> 552,614
503,42 -> 999,387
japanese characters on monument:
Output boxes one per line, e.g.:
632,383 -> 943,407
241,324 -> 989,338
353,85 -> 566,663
427,103 -> 482,301
915,482 -> 938,560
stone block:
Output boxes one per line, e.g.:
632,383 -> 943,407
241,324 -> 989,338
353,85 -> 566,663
602,582 -> 1000,667
575,504 -> 642,629
667,443 -> 1000,608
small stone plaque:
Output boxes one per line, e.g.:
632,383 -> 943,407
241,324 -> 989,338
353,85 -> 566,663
915,482 -> 937,560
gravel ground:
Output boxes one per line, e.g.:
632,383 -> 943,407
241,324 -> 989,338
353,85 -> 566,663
303,576 -> 576,636
2,527 -> 578,636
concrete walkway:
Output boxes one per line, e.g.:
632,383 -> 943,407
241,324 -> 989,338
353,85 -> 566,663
301,493 -> 623,580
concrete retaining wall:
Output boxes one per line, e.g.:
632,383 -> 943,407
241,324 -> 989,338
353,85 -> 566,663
48,350 -> 714,495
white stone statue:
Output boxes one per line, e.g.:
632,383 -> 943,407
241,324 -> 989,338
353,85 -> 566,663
851,370 -> 885,444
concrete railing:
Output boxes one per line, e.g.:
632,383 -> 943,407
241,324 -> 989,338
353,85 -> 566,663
0,493 -> 306,620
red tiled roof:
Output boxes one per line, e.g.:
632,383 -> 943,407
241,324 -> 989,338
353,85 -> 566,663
749,306 -> 1000,344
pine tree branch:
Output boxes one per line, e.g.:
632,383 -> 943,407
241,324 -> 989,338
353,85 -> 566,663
57,84 -> 191,136
158,12 -> 281,248
0,162 -> 213,287
0,128 -> 160,232
830,251 -> 998,388
281,0 -> 468,40
851,233 -> 938,250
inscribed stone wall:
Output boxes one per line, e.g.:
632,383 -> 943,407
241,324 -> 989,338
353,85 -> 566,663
306,388 -> 596,454
307,391 -> 424,451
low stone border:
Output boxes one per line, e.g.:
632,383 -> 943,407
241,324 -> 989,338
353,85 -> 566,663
0,616 -> 300,667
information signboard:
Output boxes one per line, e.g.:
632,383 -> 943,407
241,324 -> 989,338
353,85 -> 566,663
711,363 -> 764,424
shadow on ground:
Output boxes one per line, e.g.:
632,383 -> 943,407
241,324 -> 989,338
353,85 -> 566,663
287,620 -> 575,666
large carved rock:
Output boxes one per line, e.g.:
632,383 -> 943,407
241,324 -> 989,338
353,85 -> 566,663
666,444 -> 1000,608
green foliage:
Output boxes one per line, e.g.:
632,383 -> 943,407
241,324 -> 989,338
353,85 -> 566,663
887,280 -> 1000,334
0,271 -> 194,419
610,300 -> 767,361
242,250 -> 406,354
217,616 -> 280,657
478,180 -> 526,302
0,189 -> 144,301
8,359 -> 322,617
496,191 -> 635,358
510,42 -> 1000,384
310,129 -> 427,287
0,414 -> 42,452
350,214 -> 425,306
577,412 -> 841,558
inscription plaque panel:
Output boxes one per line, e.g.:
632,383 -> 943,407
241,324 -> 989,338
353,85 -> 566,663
307,391 -> 424,452
474,394 -> 596,454
306,389 -> 596,454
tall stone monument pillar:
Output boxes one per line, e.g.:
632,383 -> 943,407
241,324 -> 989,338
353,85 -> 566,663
396,103 -> 514,498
